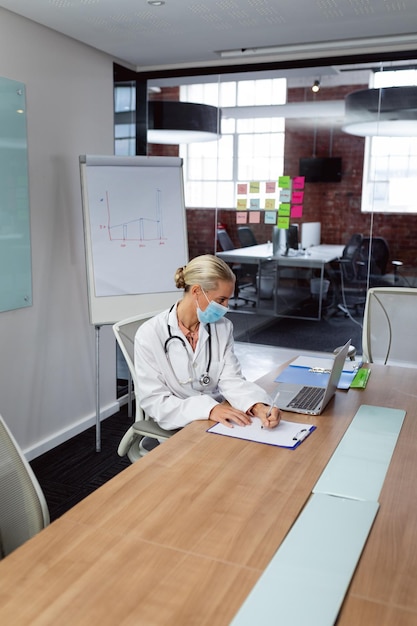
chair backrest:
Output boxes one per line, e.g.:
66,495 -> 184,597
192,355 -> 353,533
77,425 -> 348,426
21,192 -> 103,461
112,312 -> 161,414
342,233 -> 363,259
361,237 -> 389,275
0,414 -> 49,558
340,233 -> 364,281
237,226 -> 257,247
217,229 -> 235,251
362,287 -> 417,366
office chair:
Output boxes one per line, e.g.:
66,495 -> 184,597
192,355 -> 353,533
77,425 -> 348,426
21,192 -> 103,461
216,229 -> 256,308
362,287 -> 417,367
361,236 -> 405,285
113,313 -> 180,463
237,225 -> 277,299
335,233 -> 368,315
237,225 -> 257,247
0,414 -> 49,558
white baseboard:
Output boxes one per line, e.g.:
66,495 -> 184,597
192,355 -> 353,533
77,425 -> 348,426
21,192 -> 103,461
24,400 -> 122,461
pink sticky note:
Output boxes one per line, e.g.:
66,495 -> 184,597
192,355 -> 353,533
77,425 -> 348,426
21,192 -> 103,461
292,176 -> 305,190
249,211 -> 261,224
291,205 -> 303,218
291,191 -> 304,204
236,212 -> 248,224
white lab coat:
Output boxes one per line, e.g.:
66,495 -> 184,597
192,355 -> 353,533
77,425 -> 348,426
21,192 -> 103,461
134,303 -> 272,430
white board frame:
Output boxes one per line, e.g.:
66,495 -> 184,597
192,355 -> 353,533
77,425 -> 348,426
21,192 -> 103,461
80,155 -> 188,325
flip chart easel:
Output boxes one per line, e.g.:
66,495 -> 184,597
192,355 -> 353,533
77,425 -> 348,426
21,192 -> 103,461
79,155 -> 188,450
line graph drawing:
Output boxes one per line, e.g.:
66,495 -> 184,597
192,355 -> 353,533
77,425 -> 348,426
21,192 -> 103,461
104,188 -> 165,244
82,159 -> 187,299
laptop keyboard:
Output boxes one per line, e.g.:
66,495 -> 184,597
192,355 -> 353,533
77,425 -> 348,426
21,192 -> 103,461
288,386 -> 325,410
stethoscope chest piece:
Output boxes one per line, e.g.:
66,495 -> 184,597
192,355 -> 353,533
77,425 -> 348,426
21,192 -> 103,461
199,372 -> 211,386
165,309 -> 212,387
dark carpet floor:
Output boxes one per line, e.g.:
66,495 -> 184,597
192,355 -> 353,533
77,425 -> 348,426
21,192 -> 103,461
238,314 -> 363,353
228,308 -> 363,354
30,404 -> 132,522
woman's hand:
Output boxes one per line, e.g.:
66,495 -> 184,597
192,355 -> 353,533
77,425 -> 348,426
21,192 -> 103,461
209,403 -> 252,428
250,402 -> 282,429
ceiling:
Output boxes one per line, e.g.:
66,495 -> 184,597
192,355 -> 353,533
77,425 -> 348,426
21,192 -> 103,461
0,0 -> 417,74
3,0 -> 416,133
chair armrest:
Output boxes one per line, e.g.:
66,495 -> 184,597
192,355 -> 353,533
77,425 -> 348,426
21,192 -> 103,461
132,420 -> 180,440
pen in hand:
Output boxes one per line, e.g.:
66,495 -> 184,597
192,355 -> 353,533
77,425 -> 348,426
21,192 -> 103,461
262,390 -> 280,427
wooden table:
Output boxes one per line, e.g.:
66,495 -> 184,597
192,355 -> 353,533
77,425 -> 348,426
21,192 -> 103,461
1,363 -> 417,625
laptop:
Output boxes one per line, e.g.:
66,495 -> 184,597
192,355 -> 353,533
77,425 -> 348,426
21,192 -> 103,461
276,339 -> 351,415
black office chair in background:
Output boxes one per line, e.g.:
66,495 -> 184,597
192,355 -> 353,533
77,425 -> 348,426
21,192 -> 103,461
237,226 -> 257,247
238,225 -> 277,299
335,233 -> 368,315
335,233 -> 407,316
361,236 -> 404,284
216,229 -> 256,307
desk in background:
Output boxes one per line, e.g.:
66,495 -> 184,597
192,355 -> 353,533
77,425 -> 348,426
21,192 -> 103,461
0,363 -> 416,624
217,243 -> 344,320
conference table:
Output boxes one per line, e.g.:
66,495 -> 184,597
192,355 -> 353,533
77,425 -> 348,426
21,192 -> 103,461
217,242 -> 344,320
1,362 -> 417,624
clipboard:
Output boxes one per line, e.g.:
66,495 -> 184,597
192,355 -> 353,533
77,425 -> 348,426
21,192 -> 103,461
207,418 -> 316,449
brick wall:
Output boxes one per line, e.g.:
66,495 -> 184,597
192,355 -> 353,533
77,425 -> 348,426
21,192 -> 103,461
155,85 -> 417,270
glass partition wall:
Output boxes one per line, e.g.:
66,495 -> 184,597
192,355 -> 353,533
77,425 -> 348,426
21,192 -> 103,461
114,55 -> 417,357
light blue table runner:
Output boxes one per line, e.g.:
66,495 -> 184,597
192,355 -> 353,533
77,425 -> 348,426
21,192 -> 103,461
231,404 -> 406,625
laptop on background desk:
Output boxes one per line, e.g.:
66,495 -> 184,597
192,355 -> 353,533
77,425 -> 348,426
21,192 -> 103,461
276,339 -> 351,416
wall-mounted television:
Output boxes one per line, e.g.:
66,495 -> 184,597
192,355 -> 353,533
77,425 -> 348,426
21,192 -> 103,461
299,157 -> 342,183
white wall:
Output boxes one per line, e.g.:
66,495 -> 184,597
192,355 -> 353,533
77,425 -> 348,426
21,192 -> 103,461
0,9 -> 120,459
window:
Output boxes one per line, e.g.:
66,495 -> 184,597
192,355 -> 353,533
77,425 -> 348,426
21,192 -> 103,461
180,78 -> 286,208
361,70 -> 417,214
114,85 -> 135,156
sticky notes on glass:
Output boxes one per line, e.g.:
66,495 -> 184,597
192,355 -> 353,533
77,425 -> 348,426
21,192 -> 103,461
278,176 -> 291,188
292,176 -> 305,190
278,216 -> 290,228
291,205 -> 303,218
264,211 -> 277,224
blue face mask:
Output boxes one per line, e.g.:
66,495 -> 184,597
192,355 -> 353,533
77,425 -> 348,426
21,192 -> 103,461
197,289 -> 229,324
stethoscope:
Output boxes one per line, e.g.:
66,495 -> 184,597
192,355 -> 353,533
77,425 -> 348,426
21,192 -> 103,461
164,306 -> 212,386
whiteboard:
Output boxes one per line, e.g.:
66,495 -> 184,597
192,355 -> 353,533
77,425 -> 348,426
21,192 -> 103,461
80,155 -> 188,325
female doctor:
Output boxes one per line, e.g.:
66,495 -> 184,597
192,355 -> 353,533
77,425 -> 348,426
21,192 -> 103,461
134,254 -> 281,432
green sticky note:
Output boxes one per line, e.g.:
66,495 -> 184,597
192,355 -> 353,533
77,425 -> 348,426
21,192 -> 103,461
278,175 -> 291,188
279,203 -> 290,216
